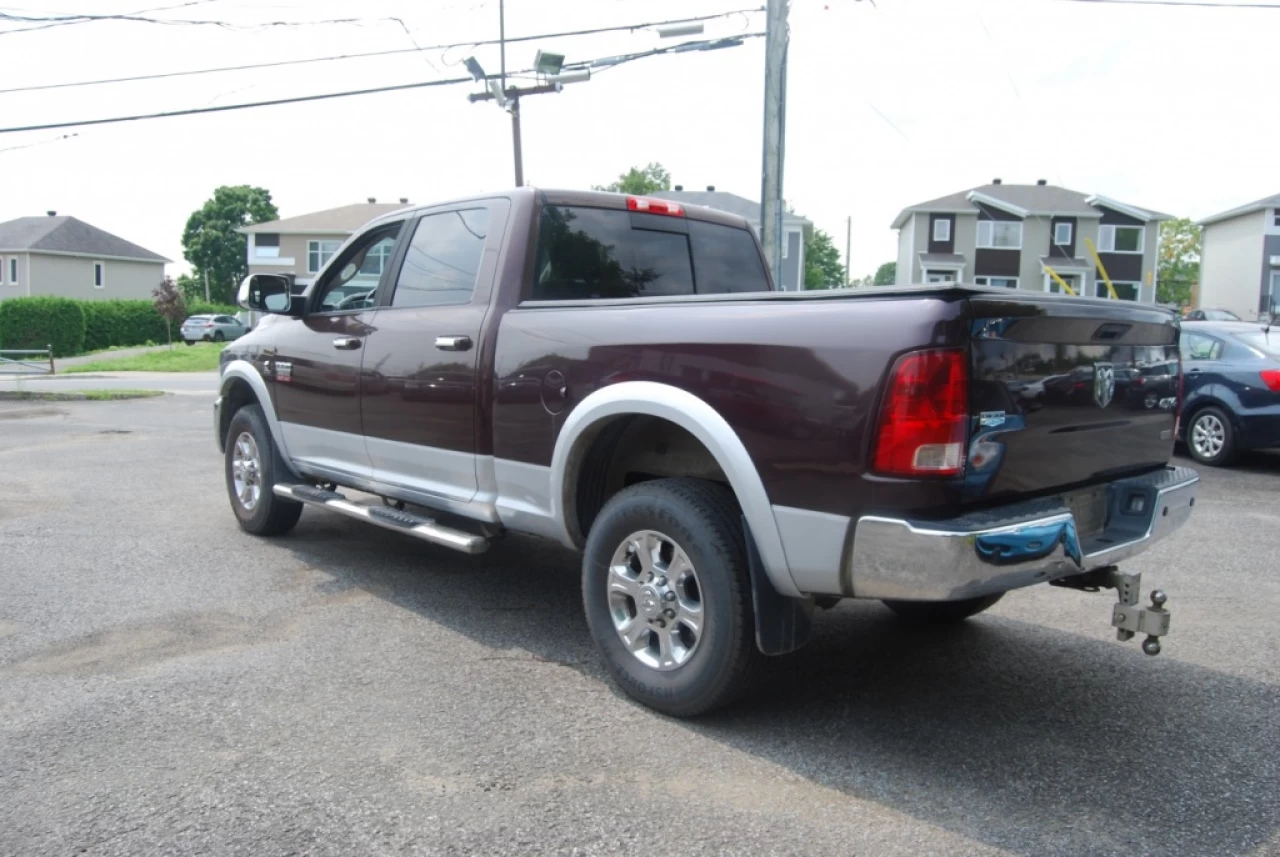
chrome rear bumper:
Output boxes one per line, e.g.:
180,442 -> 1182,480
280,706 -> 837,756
849,465 -> 1199,601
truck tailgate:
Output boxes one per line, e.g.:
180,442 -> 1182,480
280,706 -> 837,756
965,293 -> 1179,503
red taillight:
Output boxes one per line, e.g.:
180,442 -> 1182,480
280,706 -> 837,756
1261,369 -> 1280,392
872,348 -> 968,477
1132,376 -> 1146,387
627,196 -> 684,217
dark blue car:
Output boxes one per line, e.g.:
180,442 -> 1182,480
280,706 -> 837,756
1179,321 -> 1280,465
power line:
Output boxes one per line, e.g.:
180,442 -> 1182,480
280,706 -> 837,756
0,7 -> 764,95
0,1 -> 221,35
0,35 -> 765,135
0,9 -> 422,37
1052,0 -> 1280,7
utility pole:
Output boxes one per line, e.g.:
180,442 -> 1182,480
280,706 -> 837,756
845,215 -> 852,287
469,81 -> 562,182
500,0 -> 520,186
760,0 -> 789,287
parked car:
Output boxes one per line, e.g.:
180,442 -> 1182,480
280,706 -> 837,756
181,314 -> 247,344
1179,320 -> 1280,465
1184,307 -> 1240,322
213,188 -> 1197,716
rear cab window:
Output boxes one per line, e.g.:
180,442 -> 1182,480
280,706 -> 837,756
530,205 -> 771,301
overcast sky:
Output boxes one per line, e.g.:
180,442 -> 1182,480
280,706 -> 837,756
1,0 -> 1274,278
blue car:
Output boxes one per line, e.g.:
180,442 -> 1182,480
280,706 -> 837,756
1179,320 -> 1280,466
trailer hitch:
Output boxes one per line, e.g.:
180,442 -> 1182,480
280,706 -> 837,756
1051,566 -> 1171,655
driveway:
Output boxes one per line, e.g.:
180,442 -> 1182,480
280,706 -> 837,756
0,397 -> 1276,856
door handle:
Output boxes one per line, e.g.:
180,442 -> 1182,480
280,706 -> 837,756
1187,367 -> 1202,374
333,337 -> 362,350
435,335 -> 472,352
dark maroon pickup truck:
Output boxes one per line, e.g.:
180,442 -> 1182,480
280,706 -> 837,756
216,188 -> 1198,716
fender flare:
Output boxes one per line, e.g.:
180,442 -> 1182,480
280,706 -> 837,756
549,381 -> 801,598
219,359 -> 294,466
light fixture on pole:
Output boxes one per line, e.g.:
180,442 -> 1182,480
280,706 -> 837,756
463,56 -> 486,82
533,50 -> 566,78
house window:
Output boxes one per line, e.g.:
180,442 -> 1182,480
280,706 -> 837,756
308,240 -> 342,273
933,218 -> 951,242
7,258 -> 16,286
93,262 -> 105,288
976,220 -> 1022,249
255,233 -> 281,259
1098,225 -> 1143,253
975,276 -> 1018,288
1054,222 -> 1073,246
1096,280 -> 1140,301
358,238 -> 394,277
1273,209 -> 1280,227
924,270 -> 957,283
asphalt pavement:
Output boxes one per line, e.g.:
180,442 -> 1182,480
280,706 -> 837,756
0,396 -> 1276,857
0,370 -> 218,395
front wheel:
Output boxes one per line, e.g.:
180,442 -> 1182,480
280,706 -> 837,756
184,340 -> 194,346
882,593 -> 1004,624
225,404 -> 302,536
582,478 -> 761,717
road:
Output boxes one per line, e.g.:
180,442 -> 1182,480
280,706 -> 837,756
0,396 -> 1276,857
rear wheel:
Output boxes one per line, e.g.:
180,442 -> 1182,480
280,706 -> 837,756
225,404 -> 302,536
212,331 -> 226,343
582,478 -> 760,717
184,340 -> 194,347
1187,406 -> 1237,466
882,593 -> 1004,624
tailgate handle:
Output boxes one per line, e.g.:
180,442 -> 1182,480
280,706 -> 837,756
1092,322 -> 1132,341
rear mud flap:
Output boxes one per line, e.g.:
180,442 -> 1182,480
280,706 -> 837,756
744,517 -> 814,656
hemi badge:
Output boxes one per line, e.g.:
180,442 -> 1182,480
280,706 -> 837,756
979,411 -> 1007,428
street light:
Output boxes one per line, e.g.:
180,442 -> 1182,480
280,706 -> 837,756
463,56 -> 486,82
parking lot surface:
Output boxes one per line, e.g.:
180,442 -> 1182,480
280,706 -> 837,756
1,395 -> 1277,857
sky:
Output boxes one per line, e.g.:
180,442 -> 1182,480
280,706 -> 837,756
0,0 -> 1276,279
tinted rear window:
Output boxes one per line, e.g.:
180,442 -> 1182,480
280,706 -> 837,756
531,205 -> 770,300
1232,331 -> 1280,357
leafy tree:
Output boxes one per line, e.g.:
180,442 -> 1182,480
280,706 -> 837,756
152,276 -> 187,349
176,273 -> 205,302
593,163 -> 672,195
873,261 -> 897,286
1158,217 -> 1199,308
181,185 -> 278,304
803,229 -> 845,289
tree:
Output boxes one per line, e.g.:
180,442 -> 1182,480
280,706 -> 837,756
181,185 -> 278,304
593,163 -> 672,195
152,276 -> 187,349
873,261 -> 897,286
1158,217 -> 1200,308
176,273 -> 204,302
802,229 -> 845,289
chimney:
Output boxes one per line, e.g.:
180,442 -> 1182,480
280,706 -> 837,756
399,197 -> 409,204
367,197 -> 377,204
1036,179 -> 1047,186
46,210 -> 57,217
674,184 -> 683,191
706,185 -> 715,192
992,178 -> 1002,185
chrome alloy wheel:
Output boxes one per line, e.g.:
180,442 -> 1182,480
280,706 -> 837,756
1191,413 -> 1225,459
231,431 -> 263,511
607,530 -> 704,671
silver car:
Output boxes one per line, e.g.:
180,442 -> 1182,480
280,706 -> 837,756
181,314 -> 247,345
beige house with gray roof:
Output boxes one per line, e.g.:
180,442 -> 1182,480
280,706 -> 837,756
238,199 -> 411,288
892,181 -> 1171,302
0,213 -> 169,302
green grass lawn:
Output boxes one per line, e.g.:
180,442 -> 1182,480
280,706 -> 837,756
63,343 -> 227,373
0,389 -> 164,401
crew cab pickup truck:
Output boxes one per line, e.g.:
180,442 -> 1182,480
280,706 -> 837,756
216,188 -> 1198,716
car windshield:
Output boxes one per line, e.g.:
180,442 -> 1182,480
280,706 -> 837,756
1231,330 -> 1280,358
1203,310 -> 1239,321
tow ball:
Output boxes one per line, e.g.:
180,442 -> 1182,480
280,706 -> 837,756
1051,566 -> 1171,655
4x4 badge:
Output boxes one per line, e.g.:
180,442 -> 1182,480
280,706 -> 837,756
1094,363 -> 1115,409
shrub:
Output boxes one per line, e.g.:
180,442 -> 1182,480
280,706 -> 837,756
0,297 -> 86,357
82,301 -> 123,352
108,300 -> 168,347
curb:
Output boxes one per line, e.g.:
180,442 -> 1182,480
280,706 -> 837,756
0,391 -> 166,402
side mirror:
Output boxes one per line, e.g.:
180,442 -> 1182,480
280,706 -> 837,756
238,273 -> 299,315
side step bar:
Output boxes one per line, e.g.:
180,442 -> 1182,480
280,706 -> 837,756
273,484 -> 490,555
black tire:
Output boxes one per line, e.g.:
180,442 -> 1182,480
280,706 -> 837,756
212,331 -> 225,343
1185,405 -> 1238,466
184,340 -> 194,347
882,593 -> 1004,624
224,404 -> 302,536
582,478 -> 761,717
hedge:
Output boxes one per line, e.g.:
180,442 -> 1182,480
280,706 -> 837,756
1,298 -> 242,356
0,297 -> 86,357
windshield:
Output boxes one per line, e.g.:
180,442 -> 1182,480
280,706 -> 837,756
1204,309 -> 1239,321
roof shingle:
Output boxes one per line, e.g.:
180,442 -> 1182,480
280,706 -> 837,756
892,183 -> 1170,228
0,215 -> 169,262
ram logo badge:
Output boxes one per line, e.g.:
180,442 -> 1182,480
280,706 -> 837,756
1093,363 -> 1115,410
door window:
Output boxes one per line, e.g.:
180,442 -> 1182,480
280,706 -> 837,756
1181,332 -> 1223,361
389,208 -> 491,308
312,224 -> 402,313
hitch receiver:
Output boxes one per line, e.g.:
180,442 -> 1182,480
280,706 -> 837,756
1053,566 -> 1171,655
